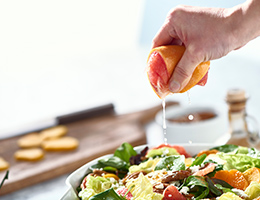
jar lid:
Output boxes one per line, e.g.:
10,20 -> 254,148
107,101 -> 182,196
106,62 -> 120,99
226,88 -> 248,103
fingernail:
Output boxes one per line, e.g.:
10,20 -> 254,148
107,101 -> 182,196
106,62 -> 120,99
169,81 -> 180,93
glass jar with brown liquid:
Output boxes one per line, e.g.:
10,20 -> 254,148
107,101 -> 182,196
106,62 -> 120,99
226,88 -> 259,147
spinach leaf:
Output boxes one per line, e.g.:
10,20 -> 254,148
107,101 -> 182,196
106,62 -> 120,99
90,159 -> 128,179
190,154 -> 207,167
186,175 -> 208,188
210,144 -> 238,153
154,155 -> 185,171
98,156 -> 128,170
89,188 -> 125,200
103,166 -> 118,172
90,163 -> 106,170
114,143 -> 137,164
205,176 -> 222,196
185,175 -> 209,199
215,184 -> 234,193
211,178 -> 233,189
91,143 -> 136,172
0,170 -> 9,189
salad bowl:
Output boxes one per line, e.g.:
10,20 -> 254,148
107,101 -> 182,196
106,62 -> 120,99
61,143 -> 260,200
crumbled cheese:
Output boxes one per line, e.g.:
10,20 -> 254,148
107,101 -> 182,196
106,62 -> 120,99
109,177 -> 116,183
167,171 -> 173,175
169,181 -> 180,187
163,149 -> 169,156
155,183 -> 164,189
180,186 -> 189,195
232,188 -> 249,198
189,165 -> 200,174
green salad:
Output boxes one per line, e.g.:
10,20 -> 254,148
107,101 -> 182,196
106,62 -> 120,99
77,143 -> 260,200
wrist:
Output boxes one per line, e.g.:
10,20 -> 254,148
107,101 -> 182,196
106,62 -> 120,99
225,0 -> 260,49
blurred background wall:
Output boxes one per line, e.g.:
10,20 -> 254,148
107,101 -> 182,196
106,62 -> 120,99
1,0 -> 260,138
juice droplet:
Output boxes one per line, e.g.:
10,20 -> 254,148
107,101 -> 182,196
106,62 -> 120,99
187,90 -> 193,122
162,98 -> 167,144
162,99 -> 166,129
188,114 -> 194,121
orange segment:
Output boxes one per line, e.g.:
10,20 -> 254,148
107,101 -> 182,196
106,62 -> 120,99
196,149 -> 219,157
147,45 -> 210,98
243,167 -> 260,184
213,169 -> 249,190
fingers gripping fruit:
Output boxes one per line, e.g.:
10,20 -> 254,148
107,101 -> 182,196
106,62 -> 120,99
147,45 -> 210,98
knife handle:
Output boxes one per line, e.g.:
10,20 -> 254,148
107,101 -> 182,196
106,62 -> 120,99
57,103 -> 115,124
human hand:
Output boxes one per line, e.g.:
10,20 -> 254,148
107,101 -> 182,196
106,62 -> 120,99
151,4 -> 248,92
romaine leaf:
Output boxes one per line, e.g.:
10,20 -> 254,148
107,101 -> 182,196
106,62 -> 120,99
190,154 -> 207,167
154,155 -> 185,171
114,143 -> 137,164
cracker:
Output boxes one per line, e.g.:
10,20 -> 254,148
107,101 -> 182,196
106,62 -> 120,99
42,136 -> 79,151
0,157 -> 9,171
17,132 -> 43,148
40,125 -> 68,140
14,148 -> 44,161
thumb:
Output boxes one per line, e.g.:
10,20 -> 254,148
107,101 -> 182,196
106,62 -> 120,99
168,49 -> 201,93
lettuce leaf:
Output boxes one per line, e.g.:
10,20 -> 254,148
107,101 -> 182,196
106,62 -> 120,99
218,152 -> 260,172
126,173 -> 163,200
129,158 -> 160,174
78,176 -> 112,200
245,181 -> 260,199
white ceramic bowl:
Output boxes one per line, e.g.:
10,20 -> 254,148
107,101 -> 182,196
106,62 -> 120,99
155,105 -> 228,144
61,143 -> 215,200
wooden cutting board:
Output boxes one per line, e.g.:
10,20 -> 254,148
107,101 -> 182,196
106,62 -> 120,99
0,101 -> 178,195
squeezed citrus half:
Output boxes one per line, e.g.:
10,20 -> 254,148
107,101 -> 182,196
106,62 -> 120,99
147,45 -> 210,98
